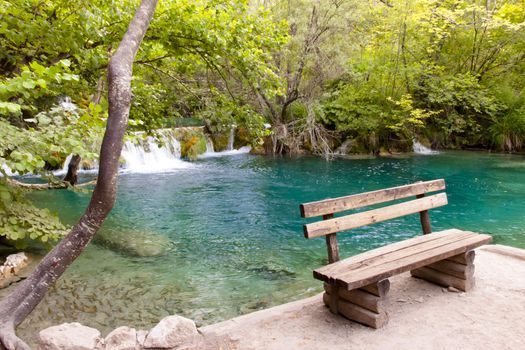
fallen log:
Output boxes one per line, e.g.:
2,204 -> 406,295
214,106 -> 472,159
6,178 -> 97,190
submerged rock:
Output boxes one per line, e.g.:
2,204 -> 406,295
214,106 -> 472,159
247,263 -> 296,281
143,315 -> 199,349
94,229 -> 170,257
38,322 -> 102,350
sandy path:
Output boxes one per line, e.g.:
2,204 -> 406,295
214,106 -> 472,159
201,245 -> 525,350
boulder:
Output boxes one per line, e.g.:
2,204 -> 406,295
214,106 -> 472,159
143,316 -> 198,349
5,252 -> 29,273
105,326 -> 139,350
94,229 -> 170,257
38,322 -> 102,350
136,330 -> 148,347
0,252 -> 30,288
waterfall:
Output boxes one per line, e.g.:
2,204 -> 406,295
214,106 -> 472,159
121,130 -> 193,173
53,154 -> 73,176
413,140 -> 438,155
227,125 -> 236,151
59,96 -> 77,113
205,135 -> 215,153
200,130 -> 251,158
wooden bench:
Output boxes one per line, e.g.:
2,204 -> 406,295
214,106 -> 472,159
299,179 -> 492,328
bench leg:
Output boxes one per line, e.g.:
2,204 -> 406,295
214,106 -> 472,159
322,280 -> 390,329
410,250 -> 476,292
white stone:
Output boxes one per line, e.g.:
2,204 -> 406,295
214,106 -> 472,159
5,252 -> 28,273
136,330 -> 148,347
143,316 -> 198,349
105,326 -> 139,350
0,265 -> 13,278
38,322 -> 102,350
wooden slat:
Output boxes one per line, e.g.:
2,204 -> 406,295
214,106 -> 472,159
314,229 -> 461,281
304,193 -> 448,239
316,230 -> 473,284
335,233 -> 492,290
333,232 -> 482,285
300,179 -> 446,218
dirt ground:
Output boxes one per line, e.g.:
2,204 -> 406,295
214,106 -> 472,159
200,245 -> 525,350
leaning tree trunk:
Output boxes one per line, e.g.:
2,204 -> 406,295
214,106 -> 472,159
0,1 -> 158,349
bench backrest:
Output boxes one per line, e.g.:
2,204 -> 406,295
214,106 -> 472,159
300,179 -> 447,263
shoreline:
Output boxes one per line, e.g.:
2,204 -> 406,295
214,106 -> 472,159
4,244 -> 525,349
199,244 -> 525,349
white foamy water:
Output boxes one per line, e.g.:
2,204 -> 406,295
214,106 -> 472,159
120,132 -> 194,173
199,146 -> 252,158
227,125 -> 236,151
413,140 -> 439,155
205,135 -> 215,153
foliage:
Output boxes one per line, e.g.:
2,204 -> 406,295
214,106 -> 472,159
0,65 -> 102,176
305,0 -> 525,153
0,182 -> 67,246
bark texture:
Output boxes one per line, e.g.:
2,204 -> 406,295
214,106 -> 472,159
62,154 -> 82,186
0,1 -> 158,349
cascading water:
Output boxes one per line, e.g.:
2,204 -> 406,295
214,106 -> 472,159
413,140 -> 438,155
120,129 -> 193,173
199,126 -> 251,158
205,135 -> 215,153
3,126 -> 252,177
227,125 -> 236,151
59,96 -> 77,112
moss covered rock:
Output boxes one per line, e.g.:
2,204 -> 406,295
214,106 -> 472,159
210,132 -> 230,152
233,127 -> 251,149
173,127 -> 208,160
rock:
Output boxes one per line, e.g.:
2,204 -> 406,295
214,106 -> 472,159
105,327 -> 139,350
5,252 -> 29,273
136,330 -> 148,347
143,316 -> 198,349
94,229 -> 170,257
1,252 -> 31,288
447,286 -> 461,293
38,322 -> 102,350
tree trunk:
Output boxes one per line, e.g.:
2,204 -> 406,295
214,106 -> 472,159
62,154 -> 81,186
0,1 -> 158,349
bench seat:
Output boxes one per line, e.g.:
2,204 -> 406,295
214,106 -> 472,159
314,229 -> 492,290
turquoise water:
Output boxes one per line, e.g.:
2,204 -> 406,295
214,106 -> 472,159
16,151 -> 525,339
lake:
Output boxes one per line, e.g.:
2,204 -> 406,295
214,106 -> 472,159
15,151 -> 525,341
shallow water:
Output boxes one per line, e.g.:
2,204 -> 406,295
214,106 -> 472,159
14,151 -> 525,341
